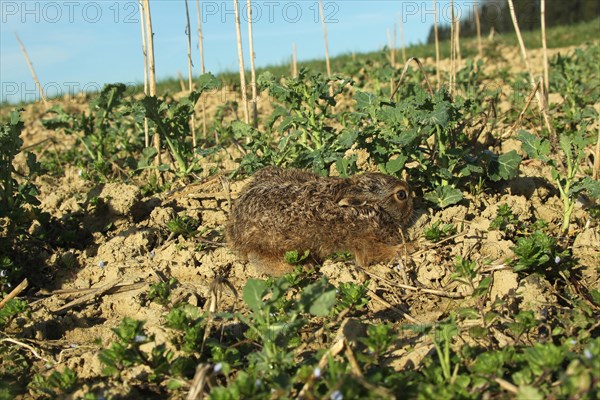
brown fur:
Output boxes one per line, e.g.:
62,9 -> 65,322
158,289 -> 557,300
226,166 -> 413,275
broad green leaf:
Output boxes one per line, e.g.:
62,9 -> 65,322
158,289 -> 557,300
137,147 -> 157,169
473,276 -> 492,297
488,150 -> 522,181
197,72 -> 221,93
243,279 -> 268,313
385,155 -> 408,174
430,101 -> 451,127
590,289 -> 600,304
299,278 -> 336,317
336,130 -> 358,148
471,351 -> 506,375
424,186 -> 463,208
518,130 -> 550,161
231,121 -> 256,140
572,177 -> 600,198
517,385 -> 544,400
354,91 -> 378,111
496,150 -> 522,180
335,155 -> 358,177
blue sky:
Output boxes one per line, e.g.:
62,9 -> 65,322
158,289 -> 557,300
1,1 -> 477,104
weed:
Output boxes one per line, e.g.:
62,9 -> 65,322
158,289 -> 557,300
519,129 -> 600,233
166,214 -> 201,238
424,220 -> 457,241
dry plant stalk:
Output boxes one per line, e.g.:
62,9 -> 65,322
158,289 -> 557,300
184,0 -> 197,147
138,0 -> 150,148
455,11 -> 462,65
0,338 -> 50,363
318,0 -> 332,77
432,0 -> 440,89
247,0 -> 258,128
387,29 -> 394,67
187,364 -> 212,400
177,71 -> 186,91
292,42 -> 298,77
398,14 -> 407,65
594,124 -> 600,180
195,0 -> 208,140
298,338 -> 346,397
14,33 -> 47,106
449,0 -> 456,95
390,57 -> 435,101
393,23 -> 398,67
233,0 -> 249,124
506,0 -> 554,138
195,0 -> 206,74
505,78 -> 541,137
541,0 -> 549,100
0,279 -> 28,309
142,0 -> 161,176
474,1 -> 483,58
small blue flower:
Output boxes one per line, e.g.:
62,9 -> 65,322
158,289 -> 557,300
255,379 -> 262,388
584,349 -> 593,360
134,335 -> 147,343
0,270 -> 7,277
213,362 -> 223,373
313,367 -> 321,378
331,390 -> 343,400
150,250 -> 156,258
98,260 -> 106,268
569,339 -> 577,345
554,256 -> 561,264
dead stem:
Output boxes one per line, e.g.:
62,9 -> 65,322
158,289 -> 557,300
390,57 -> 435,101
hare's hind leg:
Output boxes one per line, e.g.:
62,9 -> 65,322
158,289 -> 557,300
352,241 -> 416,267
248,253 -> 295,277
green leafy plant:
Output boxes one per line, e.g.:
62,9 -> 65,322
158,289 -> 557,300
234,69 -> 353,176
211,277 -> 336,394
359,324 -> 395,362
335,281 -> 370,312
283,249 -> 310,265
511,230 -> 565,272
430,319 -> 459,383
0,111 -> 43,289
489,203 -> 519,232
0,111 -> 41,216
550,47 -> 599,134
42,83 -> 142,181
165,303 -> 208,357
28,368 -> 77,397
452,257 -> 491,298
99,317 -> 181,384
424,220 -> 457,241
519,130 -> 600,233
166,214 -> 201,238
0,298 -> 28,328
141,73 -> 221,178
147,278 -> 178,306
141,92 -> 202,178
349,86 -> 521,208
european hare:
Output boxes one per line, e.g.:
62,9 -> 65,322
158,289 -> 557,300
226,166 -> 413,275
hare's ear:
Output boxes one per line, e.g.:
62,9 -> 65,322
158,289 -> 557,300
337,196 -> 367,207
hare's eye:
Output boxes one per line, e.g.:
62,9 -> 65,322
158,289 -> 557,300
395,190 -> 408,201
